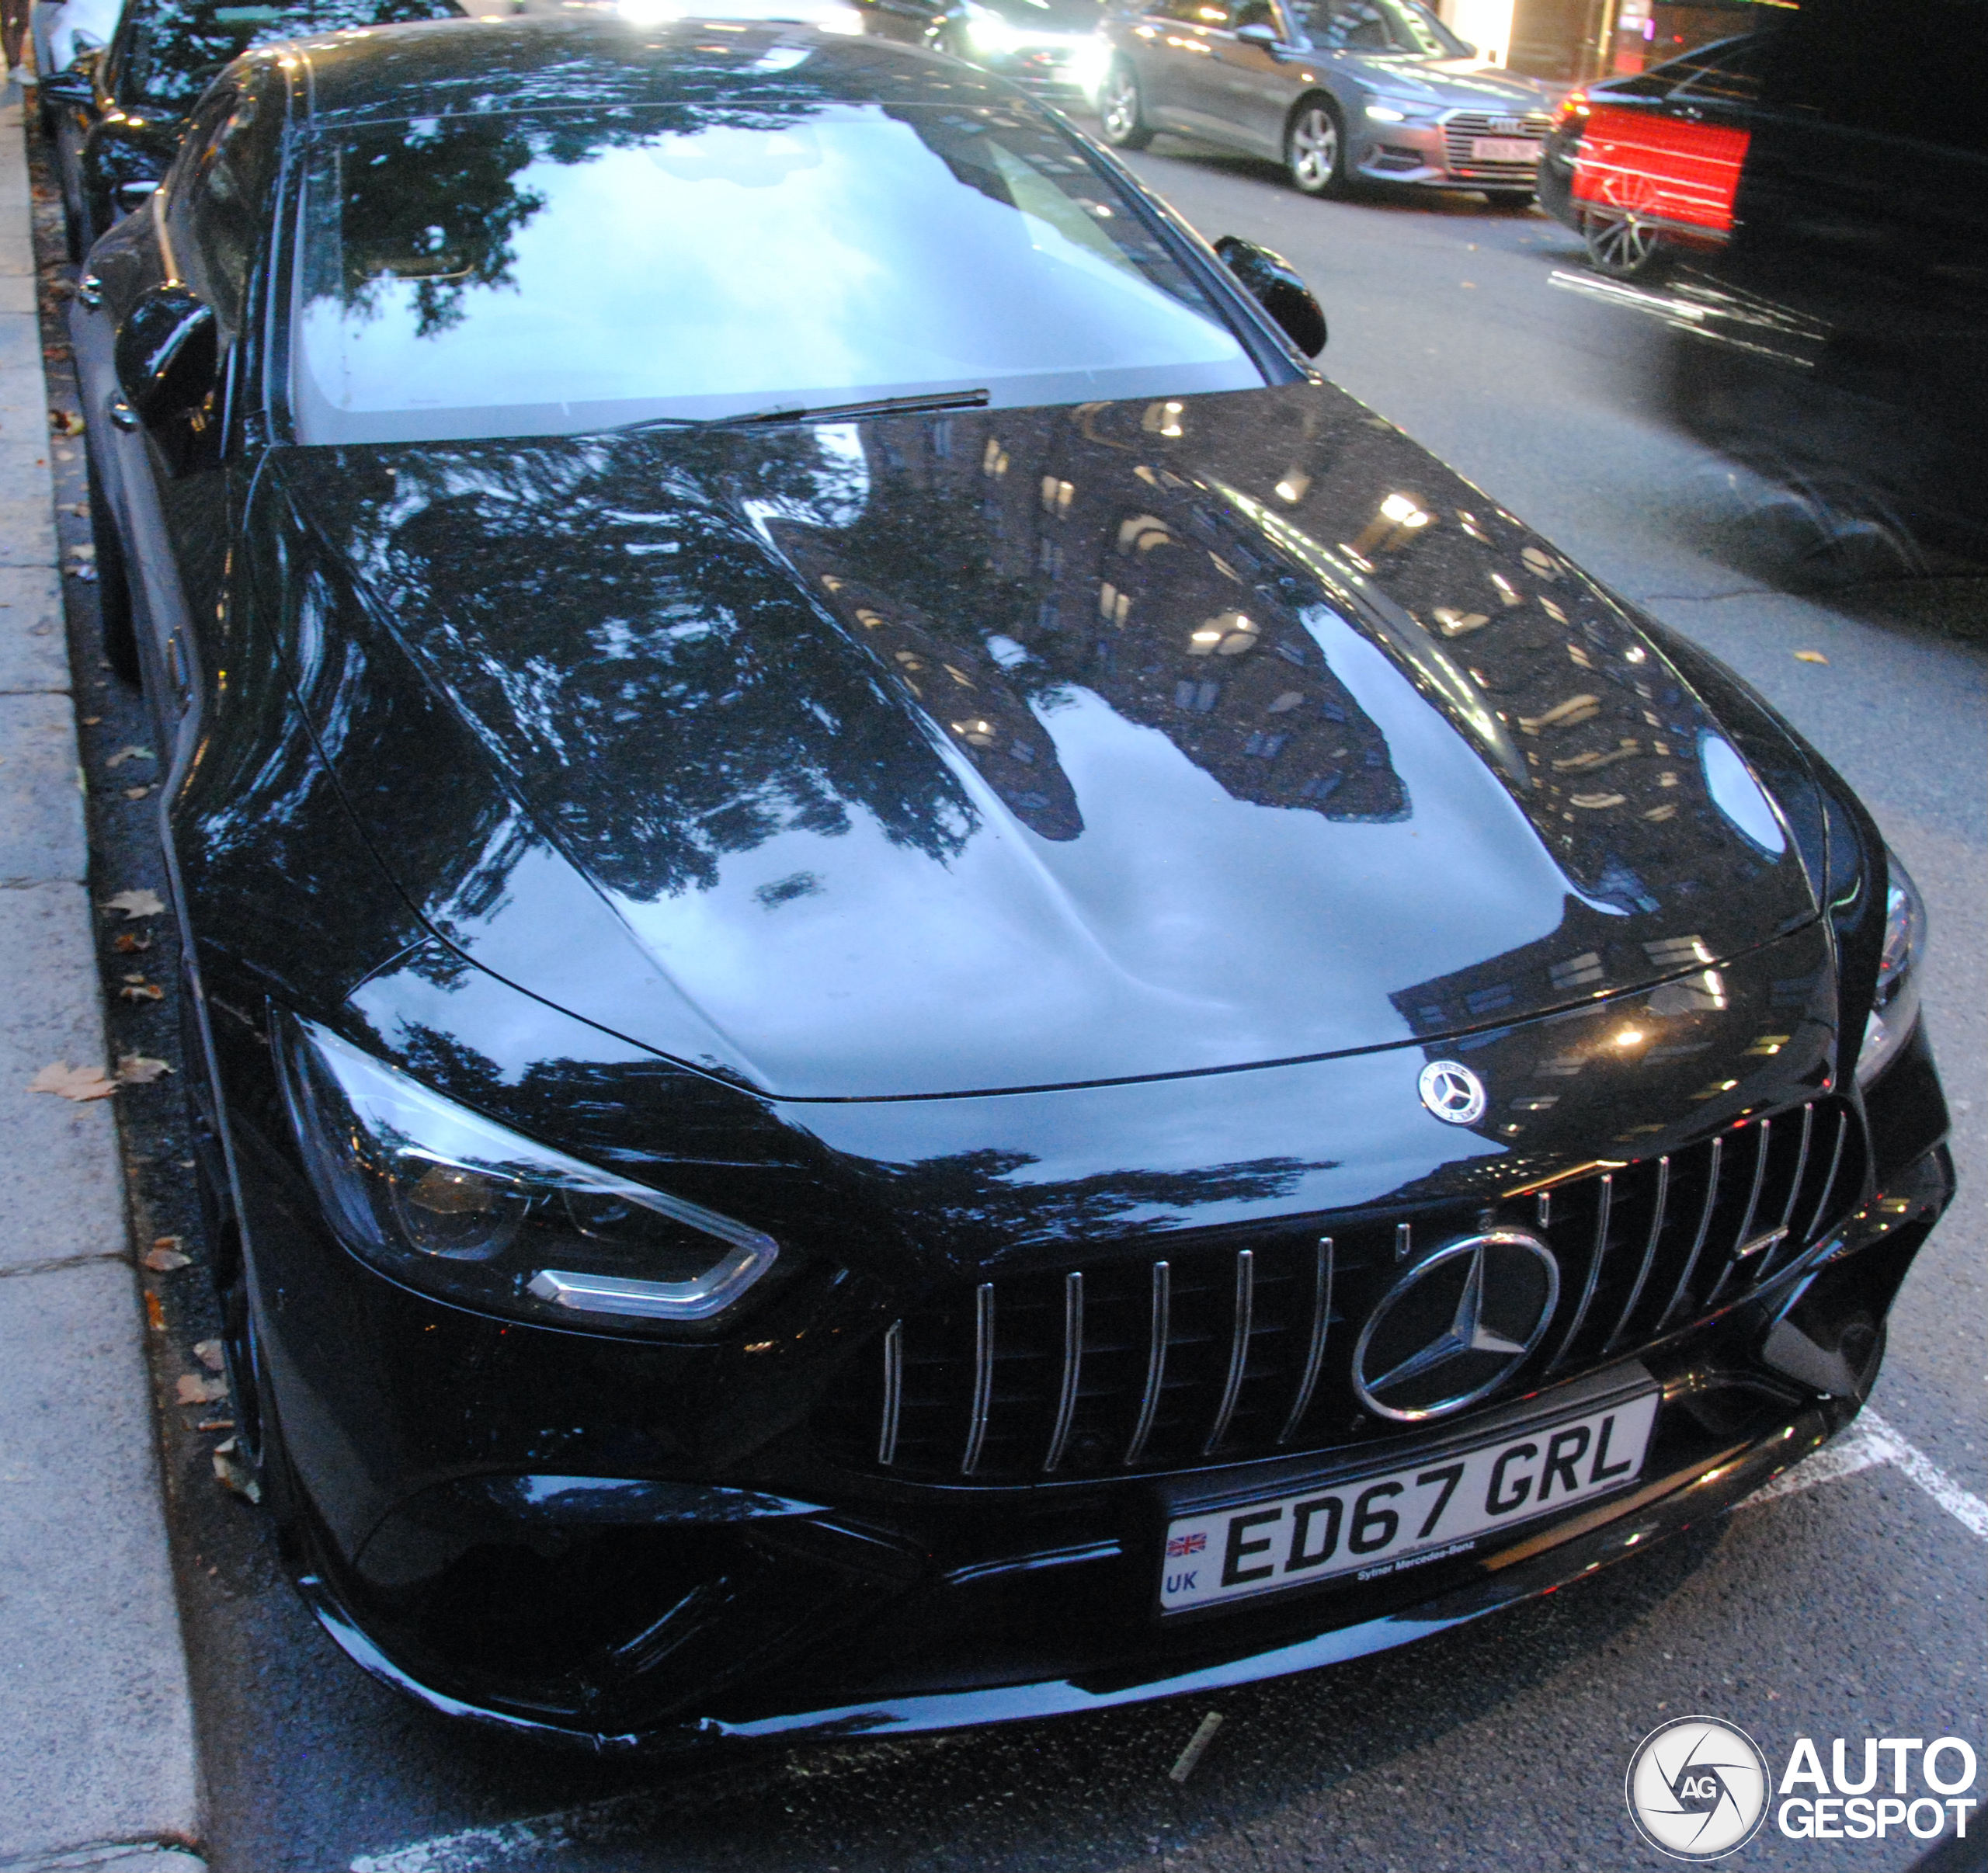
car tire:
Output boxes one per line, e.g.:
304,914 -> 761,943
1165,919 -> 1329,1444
1098,61 -> 1153,150
86,445 -> 141,687
1481,189 -> 1534,210
1580,205 -> 1665,280
1287,99 -> 1348,198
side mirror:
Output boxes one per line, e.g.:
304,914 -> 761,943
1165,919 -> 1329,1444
38,67 -> 95,104
114,283 -> 221,433
1214,235 -> 1326,358
1234,19 -> 1278,43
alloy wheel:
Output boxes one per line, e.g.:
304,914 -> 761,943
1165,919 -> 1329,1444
1288,105 -> 1341,196
1100,65 -> 1151,148
1583,208 -> 1663,279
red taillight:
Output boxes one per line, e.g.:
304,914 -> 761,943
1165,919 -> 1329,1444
1555,89 -> 1590,128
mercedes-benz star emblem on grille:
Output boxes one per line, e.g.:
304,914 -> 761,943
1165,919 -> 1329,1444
1418,1058 -> 1486,1125
1352,1230 -> 1560,1421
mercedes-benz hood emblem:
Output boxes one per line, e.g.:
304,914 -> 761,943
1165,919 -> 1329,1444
1353,1230 -> 1560,1421
1419,1058 -> 1487,1125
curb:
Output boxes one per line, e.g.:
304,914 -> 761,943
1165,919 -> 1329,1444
0,89 -> 206,1869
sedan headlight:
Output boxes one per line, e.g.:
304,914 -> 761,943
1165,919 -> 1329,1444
276,1015 -> 779,1329
1854,852 -> 1927,1089
965,6 -> 1020,53
1365,96 -> 1440,123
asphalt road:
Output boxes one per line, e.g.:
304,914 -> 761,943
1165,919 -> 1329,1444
40,116 -> 1985,1873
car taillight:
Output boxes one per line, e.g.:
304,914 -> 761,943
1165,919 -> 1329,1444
1555,89 -> 1590,130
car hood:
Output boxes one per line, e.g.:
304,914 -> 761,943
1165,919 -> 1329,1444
280,381 -> 1817,1100
1344,55 -> 1555,109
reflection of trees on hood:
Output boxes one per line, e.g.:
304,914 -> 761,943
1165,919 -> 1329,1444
325,99 -> 840,339
334,429 -> 981,903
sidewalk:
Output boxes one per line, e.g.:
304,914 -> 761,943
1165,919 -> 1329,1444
0,88 -> 205,1873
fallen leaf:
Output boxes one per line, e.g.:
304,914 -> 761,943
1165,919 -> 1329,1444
104,745 -> 152,768
28,1060 -> 117,1100
143,1241 -> 191,1272
193,1339 -> 225,1372
144,1289 -> 165,1333
1794,649 -> 1829,664
122,971 -> 147,985
119,982 -> 165,1003
212,1433 -> 237,1454
176,1373 -> 228,1406
67,543 -> 96,561
116,1055 -> 175,1084
112,932 -> 152,954
102,888 -> 165,919
47,408 -> 85,436
124,785 -> 152,801
195,1418 -> 234,1432
213,1447 -> 262,1504
81,714 -> 102,725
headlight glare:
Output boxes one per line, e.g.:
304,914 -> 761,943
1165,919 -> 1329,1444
276,1014 -> 779,1329
1854,851 -> 1927,1089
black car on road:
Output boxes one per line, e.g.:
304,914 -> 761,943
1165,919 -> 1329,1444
1097,0 -> 1556,202
1539,0 -> 1988,564
80,14 -> 1950,1749
40,0 -> 462,261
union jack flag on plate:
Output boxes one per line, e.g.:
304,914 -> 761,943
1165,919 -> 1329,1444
1166,1532 -> 1207,1559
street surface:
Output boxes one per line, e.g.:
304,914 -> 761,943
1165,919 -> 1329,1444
42,119 -> 1985,1873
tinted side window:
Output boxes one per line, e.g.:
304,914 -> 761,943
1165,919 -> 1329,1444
1670,41 -> 1761,104
165,85 -> 268,333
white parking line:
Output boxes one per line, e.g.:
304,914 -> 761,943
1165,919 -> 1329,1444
1740,1406 -> 1988,1541
351,1412 -> 1988,1873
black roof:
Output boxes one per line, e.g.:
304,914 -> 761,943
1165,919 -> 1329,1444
297,15 -> 1013,123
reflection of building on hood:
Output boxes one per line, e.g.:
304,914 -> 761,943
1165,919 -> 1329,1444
790,408 -> 1411,838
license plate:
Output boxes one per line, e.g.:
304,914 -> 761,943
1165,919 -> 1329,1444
1159,1389 -> 1658,1613
1470,136 -> 1540,163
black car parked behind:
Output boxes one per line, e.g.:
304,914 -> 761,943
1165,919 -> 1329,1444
41,0 -> 463,261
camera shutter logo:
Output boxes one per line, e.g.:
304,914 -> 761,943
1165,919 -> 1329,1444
1625,1716 -> 1770,1861
1418,1059 -> 1486,1125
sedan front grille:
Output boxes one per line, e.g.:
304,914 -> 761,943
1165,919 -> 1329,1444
1442,110 -> 1553,182
814,1098 -> 1864,1485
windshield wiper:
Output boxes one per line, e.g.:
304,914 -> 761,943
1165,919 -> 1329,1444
715,388 -> 992,428
615,389 -> 991,436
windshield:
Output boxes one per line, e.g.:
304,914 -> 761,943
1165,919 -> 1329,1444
116,0 -> 459,112
291,97 -> 1265,444
1297,0 -> 1464,55
974,0 -> 1109,31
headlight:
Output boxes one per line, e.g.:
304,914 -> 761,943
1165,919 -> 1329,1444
1365,96 -> 1438,123
966,7 -> 1020,53
1854,851 -> 1927,1089
276,1014 -> 779,1329
1071,35 -> 1112,93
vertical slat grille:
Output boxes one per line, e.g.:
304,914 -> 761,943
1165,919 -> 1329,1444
1277,1239 -> 1334,1445
823,1096 -> 1866,1483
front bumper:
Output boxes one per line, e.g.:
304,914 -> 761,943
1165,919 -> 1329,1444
1351,116 -> 1546,193
283,1138 -> 1950,1753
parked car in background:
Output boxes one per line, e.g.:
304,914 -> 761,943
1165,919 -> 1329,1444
78,11 -> 1949,1750
30,0 -> 124,99
1095,0 -> 1557,203
916,0 -> 1110,99
40,0 -> 464,261
1539,0 -> 1988,565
